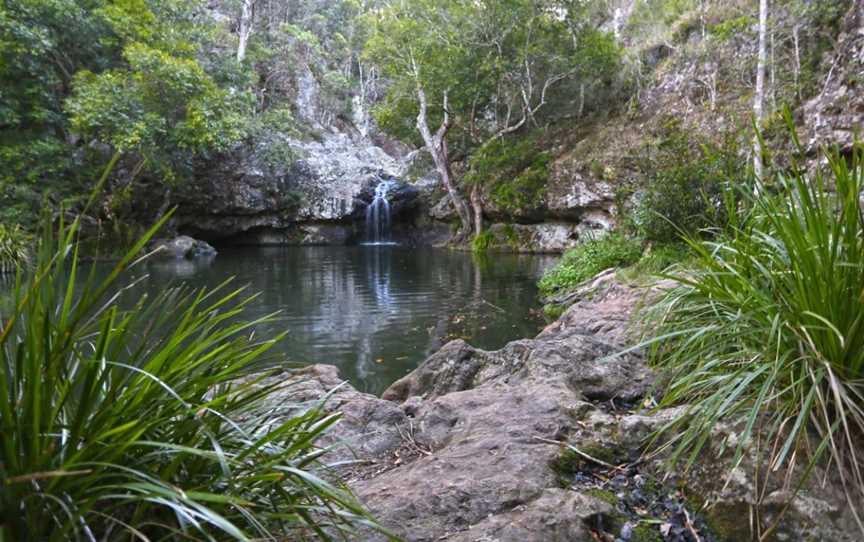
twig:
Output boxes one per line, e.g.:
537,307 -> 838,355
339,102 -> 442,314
683,508 -> 702,542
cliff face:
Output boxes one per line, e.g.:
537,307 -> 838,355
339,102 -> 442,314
803,0 -> 864,153
175,0 -> 859,251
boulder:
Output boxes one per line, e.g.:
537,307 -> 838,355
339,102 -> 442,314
476,222 -> 584,253
149,236 -> 217,260
261,276 -> 859,541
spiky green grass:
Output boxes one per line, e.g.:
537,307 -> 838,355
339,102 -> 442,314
0,211 -> 389,540
642,149 -> 864,533
0,223 -> 30,274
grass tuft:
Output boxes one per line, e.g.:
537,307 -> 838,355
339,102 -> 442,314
0,223 -> 30,274
539,233 -> 642,297
640,146 -> 864,534
0,209 -> 391,540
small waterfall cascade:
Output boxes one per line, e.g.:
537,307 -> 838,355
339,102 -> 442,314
364,180 -> 396,245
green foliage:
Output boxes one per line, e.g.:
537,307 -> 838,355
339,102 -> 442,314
539,234 -> 642,297
67,41 -> 248,184
471,229 -> 495,253
364,0 -> 621,155
617,243 -> 691,284
708,15 -> 754,42
626,0 -> 696,45
0,210 -> 389,540
0,223 -> 30,274
466,136 -> 551,212
628,119 -> 744,243
640,147 -> 864,532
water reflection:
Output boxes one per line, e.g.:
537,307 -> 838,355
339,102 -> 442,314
80,247 -> 556,394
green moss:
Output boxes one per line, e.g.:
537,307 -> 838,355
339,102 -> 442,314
703,503 -> 754,542
631,522 -> 664,542
585,488 -> 619,506
543,303 -> 566,320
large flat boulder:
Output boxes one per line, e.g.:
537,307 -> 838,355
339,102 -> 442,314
264,278 -> 859,541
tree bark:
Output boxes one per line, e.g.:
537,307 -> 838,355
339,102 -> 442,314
415,86 -> 473,237
753,0 -> 768,182
237,0 -> 255,63
470,184 -> 483,238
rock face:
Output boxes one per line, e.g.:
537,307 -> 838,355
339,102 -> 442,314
802,0 -> 864,153
265,277 -> 858,542
175,132 -> 420,243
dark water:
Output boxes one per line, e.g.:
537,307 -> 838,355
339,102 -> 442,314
104,246 -> 554,394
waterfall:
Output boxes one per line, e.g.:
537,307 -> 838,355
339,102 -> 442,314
364,180 -> 396,245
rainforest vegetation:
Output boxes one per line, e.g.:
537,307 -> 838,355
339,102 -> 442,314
1,0 -> 863,539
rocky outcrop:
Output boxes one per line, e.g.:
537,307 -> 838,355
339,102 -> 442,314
174,132 -> 420,243
802,0 -> 864,153
264,276 -> 858,541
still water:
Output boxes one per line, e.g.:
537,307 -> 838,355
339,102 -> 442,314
3,246 -> 555,395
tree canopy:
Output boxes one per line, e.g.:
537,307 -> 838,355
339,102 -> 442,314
364,0 -> 621,237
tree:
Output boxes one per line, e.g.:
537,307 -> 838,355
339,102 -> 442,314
364,0 -> 620,240
64,0 -> 250,214
753,0 -> 768,181
237,0 -> 255,62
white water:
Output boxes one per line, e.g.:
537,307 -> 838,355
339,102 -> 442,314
364,180 -> 398,245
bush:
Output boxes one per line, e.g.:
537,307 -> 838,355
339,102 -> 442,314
465,135 -> 550,213
0,213 -> 388,540
628,120 -> 743,243
641,148 -> 864,532
539,234 -> 642,297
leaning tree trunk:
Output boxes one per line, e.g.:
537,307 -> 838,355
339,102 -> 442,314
415,86 -> 473,238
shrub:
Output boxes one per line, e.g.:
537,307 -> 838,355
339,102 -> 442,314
0,212 -> 388,540
628,119 -> 743,243
465,135 -> 550,213
471,229 -> 495,253
539,234 -> 642,297
641,148 -> 864,533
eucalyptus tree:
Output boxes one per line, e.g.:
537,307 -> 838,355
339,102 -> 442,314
364,0 -> 620,240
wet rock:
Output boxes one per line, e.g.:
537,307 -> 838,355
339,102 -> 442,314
149,235 -> 217,260
475,222 -> 584,253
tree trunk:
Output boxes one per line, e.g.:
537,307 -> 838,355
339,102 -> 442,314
237,0 -> 254,63
753,0 -> 768,182
470,184 -> 483,238
415,86 -> 473,237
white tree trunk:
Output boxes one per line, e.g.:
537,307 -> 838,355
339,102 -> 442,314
415,87 -> 473,236
237,0 -> 255,63
753,0 -> 768,181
